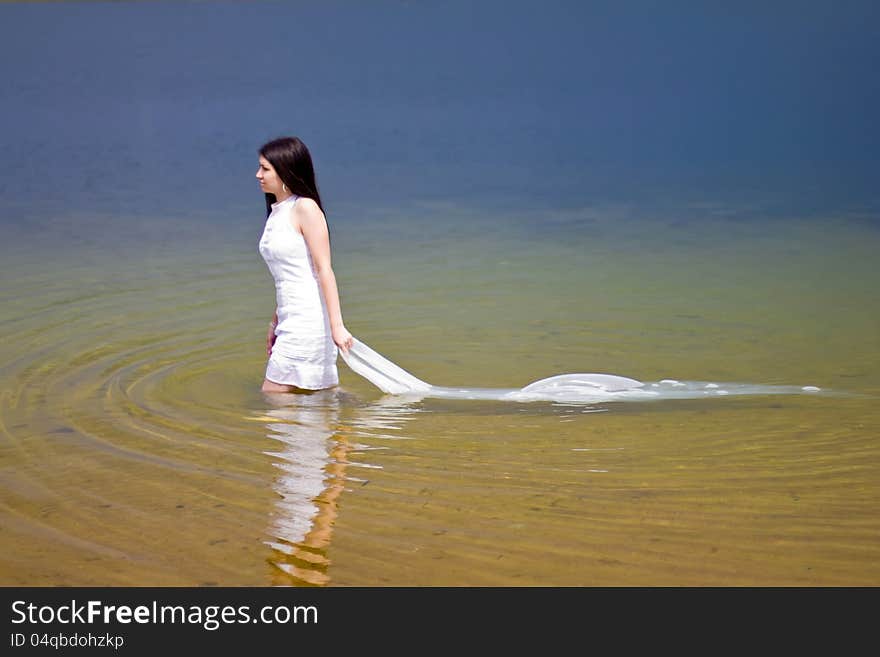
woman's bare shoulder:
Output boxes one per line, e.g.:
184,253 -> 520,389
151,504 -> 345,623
291,196 -> 326,232
294,196 -> 322,214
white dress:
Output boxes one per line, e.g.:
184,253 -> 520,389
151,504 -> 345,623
258,194 -> 338,389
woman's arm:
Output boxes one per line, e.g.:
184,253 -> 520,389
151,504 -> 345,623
295,199 -> 353,353
267,308 -> 278,356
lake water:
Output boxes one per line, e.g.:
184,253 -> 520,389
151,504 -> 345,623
1,1 -> 878,586
1,203 -> 878,586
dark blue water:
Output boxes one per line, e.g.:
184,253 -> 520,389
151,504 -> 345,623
1,0 -> 878,229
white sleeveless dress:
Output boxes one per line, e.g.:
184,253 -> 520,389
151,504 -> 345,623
258,194 -> 339,389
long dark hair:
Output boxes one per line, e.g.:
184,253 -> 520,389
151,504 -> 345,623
258,136 -> 325,219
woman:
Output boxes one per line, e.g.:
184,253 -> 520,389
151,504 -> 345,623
256,136 -> 353,393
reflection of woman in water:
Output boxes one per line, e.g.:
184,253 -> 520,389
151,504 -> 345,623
261,390 -> 420,586
261,390 -> 348,586
256,136 -> 353,394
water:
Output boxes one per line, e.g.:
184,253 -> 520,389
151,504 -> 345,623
1,205 -> 878,586
1,1 -> 879,586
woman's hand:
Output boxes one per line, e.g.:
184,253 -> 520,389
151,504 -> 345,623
267,321 -> 277,356
332,324 -> 353,354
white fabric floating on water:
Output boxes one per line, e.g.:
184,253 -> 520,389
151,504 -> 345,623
339,337 -> 823,403
339,338 -> 431,394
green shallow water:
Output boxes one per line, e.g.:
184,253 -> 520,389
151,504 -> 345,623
1,206 -> 878,585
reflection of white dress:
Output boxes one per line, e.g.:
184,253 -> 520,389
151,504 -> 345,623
263,396 -> 338,547
258,194 -> 338,389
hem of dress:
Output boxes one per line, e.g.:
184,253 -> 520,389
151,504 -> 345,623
264,374 -> 338,391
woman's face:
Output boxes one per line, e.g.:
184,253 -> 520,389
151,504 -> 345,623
256,156 -> 284,197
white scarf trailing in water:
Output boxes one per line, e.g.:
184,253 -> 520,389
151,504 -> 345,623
339,338 -> 823,403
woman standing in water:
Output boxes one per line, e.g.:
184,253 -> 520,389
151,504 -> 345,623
256,136 -> 353,393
